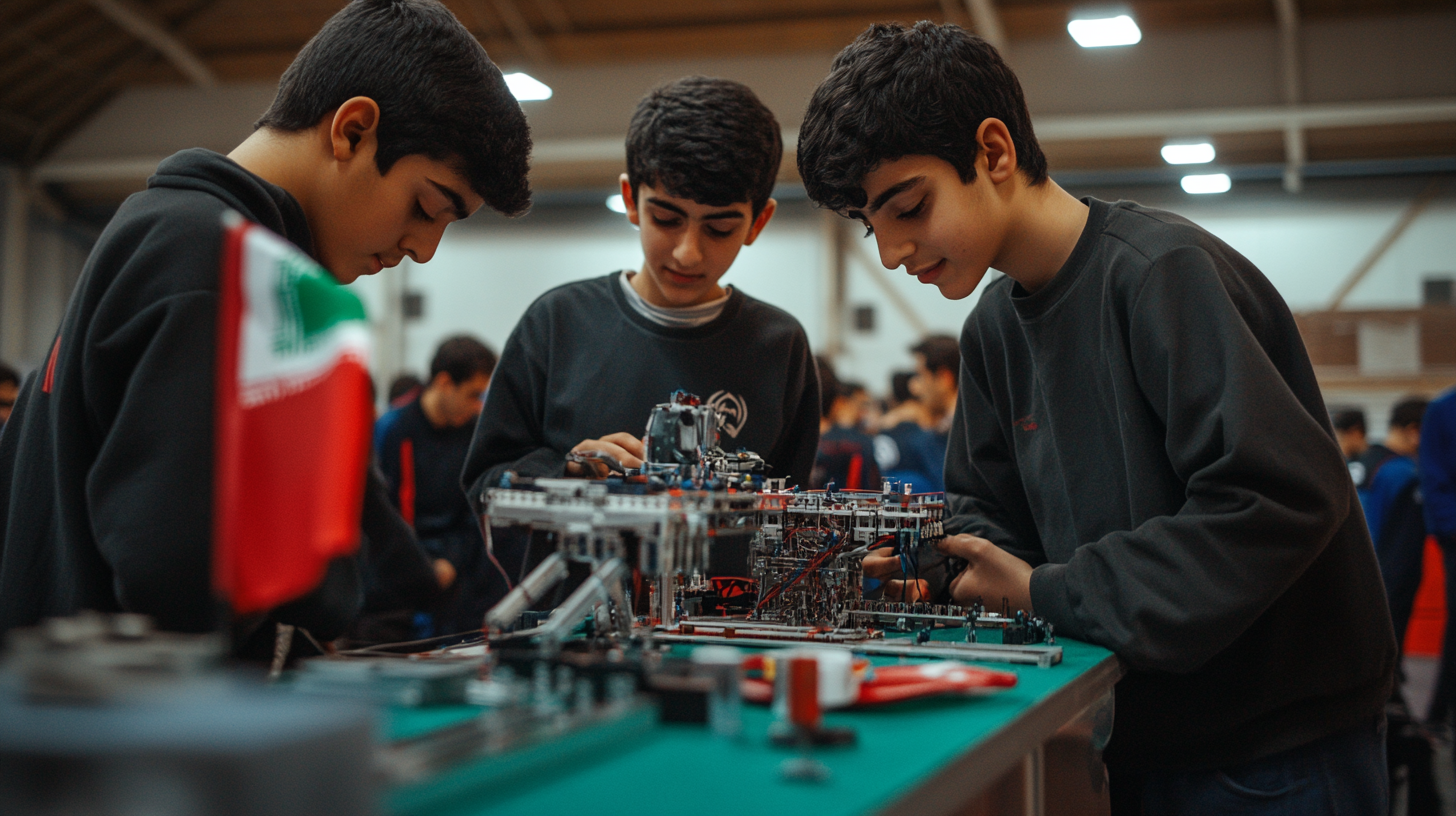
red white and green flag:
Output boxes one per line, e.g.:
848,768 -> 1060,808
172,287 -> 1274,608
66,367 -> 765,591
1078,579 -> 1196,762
213,212 -> 373,615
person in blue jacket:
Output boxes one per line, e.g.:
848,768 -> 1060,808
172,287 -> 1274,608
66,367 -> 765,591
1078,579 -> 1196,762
1358,398 -> 1429,658
1421,389 -> 1456,725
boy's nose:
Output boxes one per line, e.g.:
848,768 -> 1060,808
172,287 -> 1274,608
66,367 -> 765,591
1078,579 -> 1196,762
403,223 -> 447,265
877,232 -> 912,271
674,231 -> 703,267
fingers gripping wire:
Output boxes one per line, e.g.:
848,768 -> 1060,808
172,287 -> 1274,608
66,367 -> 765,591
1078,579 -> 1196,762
566,449 -> 628,476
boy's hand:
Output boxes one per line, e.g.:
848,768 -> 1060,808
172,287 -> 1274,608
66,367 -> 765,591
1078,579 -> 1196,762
433,558 -> 457,589
861,547 -> 932,602
937,534 -> 1034,613
566,433 -> 646,477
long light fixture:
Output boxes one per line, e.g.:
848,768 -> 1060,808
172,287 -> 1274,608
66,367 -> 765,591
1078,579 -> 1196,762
504,72 -> 552,102
1161,142 -> 1216,165
1181,173 -> 1232,194
605,194 -> 627,213
1067,14 -> 1142,48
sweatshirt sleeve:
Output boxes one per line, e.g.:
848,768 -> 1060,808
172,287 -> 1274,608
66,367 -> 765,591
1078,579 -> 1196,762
943,332 -> 1050,567
1028,246 -> 1354,674
461,308 -> 564,513
765,327 -> 821,488
358,462 -> 441,612
83,216 -> 364,636
1422,393 -> 1456,536
86,288 -> 222,632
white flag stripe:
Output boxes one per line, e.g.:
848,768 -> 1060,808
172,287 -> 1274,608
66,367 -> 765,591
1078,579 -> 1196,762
235,226 -> 371,408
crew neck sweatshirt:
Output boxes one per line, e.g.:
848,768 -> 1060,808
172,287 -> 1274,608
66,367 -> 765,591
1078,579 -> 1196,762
945,197 -> 1395,772
462,272 -> 820,505
617,270 -> 731,328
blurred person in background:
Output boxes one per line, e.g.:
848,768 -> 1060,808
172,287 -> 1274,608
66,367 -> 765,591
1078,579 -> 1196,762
1332,407 -> 1369,474
870,336 -> 960,494
387,372 -> 425,410
910,334 -> 960,442
1421,389 -> 1456,729
875,367 -> 941,493
811,357 -> 879,490
375,336 -> 495,637
1358,398 -> 1428,668
0,362 -> 18,431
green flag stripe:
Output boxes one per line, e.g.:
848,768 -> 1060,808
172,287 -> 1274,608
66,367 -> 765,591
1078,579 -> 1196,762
271,253 -> 367,356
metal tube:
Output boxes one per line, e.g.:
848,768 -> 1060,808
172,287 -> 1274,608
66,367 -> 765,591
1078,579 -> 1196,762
539,558 -> 628,641
484,552 -> 568,630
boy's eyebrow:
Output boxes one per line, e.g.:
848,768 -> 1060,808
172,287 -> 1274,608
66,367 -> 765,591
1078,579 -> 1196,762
867,176 -> 925,214
646,197 -> 745,221
428,179 -> 469,220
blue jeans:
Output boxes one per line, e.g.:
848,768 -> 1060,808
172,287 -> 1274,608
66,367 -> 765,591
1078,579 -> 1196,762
1114,716 -> 1388,815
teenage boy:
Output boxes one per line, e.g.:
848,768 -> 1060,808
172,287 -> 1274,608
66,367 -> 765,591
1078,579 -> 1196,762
376,336 -> 496,636
0,0 -> 532,646
463,77 -> 819,584
798,22 -> 1394,813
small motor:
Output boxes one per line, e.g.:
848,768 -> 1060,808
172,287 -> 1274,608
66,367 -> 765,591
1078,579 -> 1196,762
643,391 -> 721,473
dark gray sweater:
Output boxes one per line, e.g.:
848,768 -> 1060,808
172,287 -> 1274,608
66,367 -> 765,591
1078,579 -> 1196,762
946,198 -> 1395,771
462,273 -> 820,506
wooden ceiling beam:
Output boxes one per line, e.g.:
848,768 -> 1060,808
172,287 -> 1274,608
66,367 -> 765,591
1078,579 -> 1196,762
0,17 -> 130,107
87,0 -> 217,86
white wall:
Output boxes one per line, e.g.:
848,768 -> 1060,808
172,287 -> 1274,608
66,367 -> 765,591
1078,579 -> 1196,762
355,174 -> 1456,402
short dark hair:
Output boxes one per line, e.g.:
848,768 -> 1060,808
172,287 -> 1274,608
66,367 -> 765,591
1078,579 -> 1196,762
815,355 -> 842,419
430,336 -> 496,384
255,0 -> 532,216
912,335 -> 960,377
797,21 -> 1047,213
1390,398 -> 1429,430
0,361 -> 17,388
627,76 -> 782,217
890,371 -> 914,404
1331,408 -> 1366,435
387,373 -> 424,403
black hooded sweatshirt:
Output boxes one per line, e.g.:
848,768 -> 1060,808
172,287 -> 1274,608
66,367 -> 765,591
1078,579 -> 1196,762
0,149 -> 438,643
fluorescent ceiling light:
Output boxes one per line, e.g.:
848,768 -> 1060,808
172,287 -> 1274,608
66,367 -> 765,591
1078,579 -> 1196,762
1067,15 -> 1142,48
504,72 -> 552,102
1161,142 -> 1216,165
1181,173 -> 1231,194
606,194 -> 627,213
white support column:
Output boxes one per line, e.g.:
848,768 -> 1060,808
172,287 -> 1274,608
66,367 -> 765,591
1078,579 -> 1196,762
373,264 -> 407,408
965,0 -> 1008,54
1273,0 -> 1304,193
1,168 -> 29,367
822,211 -> 848,360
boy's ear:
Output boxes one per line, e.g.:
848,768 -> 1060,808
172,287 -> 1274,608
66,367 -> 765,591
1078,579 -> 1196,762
329,96 -> 381,162
743,198 -> 778,247
975,118 -> 1018,185
619,174 -> 641,227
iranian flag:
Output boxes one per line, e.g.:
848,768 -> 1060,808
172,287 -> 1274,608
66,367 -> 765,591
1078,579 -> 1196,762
213,212 -> 373,615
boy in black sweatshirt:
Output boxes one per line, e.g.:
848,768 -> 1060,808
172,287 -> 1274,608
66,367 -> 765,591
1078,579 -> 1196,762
0,0 -> 531,650
463,77 -> 819,593
797,23 -> 1394,814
